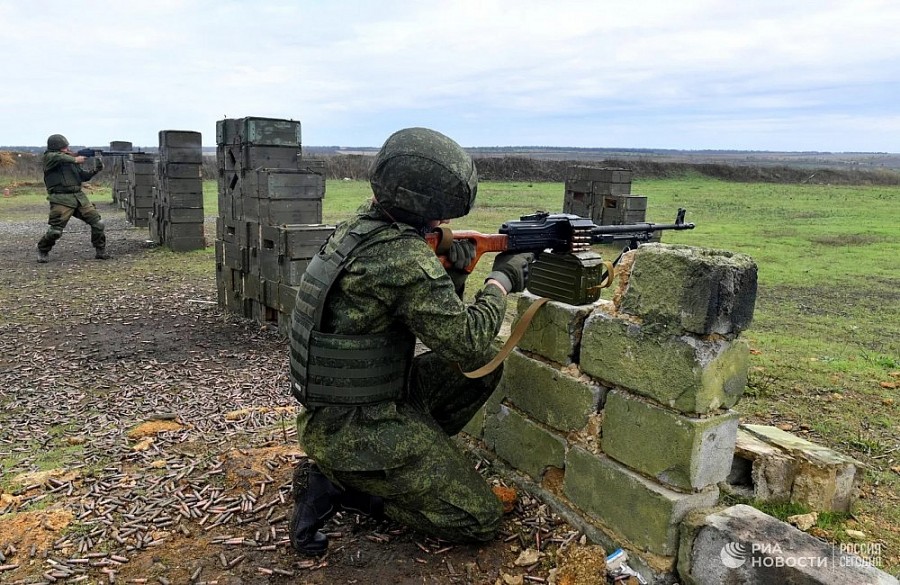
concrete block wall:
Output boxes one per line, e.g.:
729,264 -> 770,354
150,130 -> 205,252
214,116 -> 333,330
465,242 -> 759,580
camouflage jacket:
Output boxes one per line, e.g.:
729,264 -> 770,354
43,151 -> 99,207
297,201 -> 507,471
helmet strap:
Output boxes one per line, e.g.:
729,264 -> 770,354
370,194 -> 399,224
370,195 -> 431,235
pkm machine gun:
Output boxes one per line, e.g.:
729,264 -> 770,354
426,209 -> 695,304
76,148 -> 144,158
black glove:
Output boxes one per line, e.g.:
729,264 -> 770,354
487,252 -> 534,293
447,239 -> 475,271
446,240 -> 475,298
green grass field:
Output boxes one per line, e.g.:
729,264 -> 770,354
2,175 -> 898,571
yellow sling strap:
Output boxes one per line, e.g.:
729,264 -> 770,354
461,297 -> 549,379
460,259 -> 616,379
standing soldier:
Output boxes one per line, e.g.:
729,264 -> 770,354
288,127 -> 533,556
37,134 -> 110,263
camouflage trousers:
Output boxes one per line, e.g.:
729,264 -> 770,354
38,202 -> 106,253
301,351 -> 504,543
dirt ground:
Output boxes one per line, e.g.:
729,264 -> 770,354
0,199 -> 605,584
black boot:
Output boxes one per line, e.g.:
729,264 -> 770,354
289,461 -> 342,556
37,249 -> 49,263
95,247 -> 111,260
342,487 -> 385,520
289,461 -> 386,556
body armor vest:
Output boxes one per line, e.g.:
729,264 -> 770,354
44,158 -> 83,194
289,219 -> 418,407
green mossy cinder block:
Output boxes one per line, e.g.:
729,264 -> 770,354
484,405 -> 566,481
580,309 -> 749,414
461,404 -> 486,438
617,244 -> 758,336
515,292 -> 595,365
601,390 -> 739,490
498,350 -> 605,432
563,448 -> 719,556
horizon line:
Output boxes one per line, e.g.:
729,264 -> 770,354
2,145 -> 897,156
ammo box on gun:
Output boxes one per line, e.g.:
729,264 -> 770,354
526,251 -> 610,305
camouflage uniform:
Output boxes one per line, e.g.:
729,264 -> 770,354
294,201 -> 507,542
38,150 -> 106,255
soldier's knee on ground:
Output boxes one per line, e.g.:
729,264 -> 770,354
453,484 -> 504,542
392,489 -> 502,544
459,512 -> 502,543
432,507 -> 501,544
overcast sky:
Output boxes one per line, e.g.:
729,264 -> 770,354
3,0 -> 899,152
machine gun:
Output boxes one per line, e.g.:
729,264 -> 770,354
76,148 -> 144,158
427,209 -> 696,376
426,209 -> 695,305
427,208 -> 694,272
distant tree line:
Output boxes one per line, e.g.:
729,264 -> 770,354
310,154 -> 900,186
3,151 -> 900,187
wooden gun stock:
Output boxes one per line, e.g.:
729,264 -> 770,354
424,227 -> 509,273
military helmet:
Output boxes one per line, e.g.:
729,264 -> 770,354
47,134 -> 69,151
369,127 -> 477,225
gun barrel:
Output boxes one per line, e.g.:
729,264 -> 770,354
588,221 -> 695,243
587,209 -> 695,247
76,149 -> 144,157
589,208 -> 694,236
592,221 -> 695,234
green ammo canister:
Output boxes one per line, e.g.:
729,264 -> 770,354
526,251 -> 611,305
